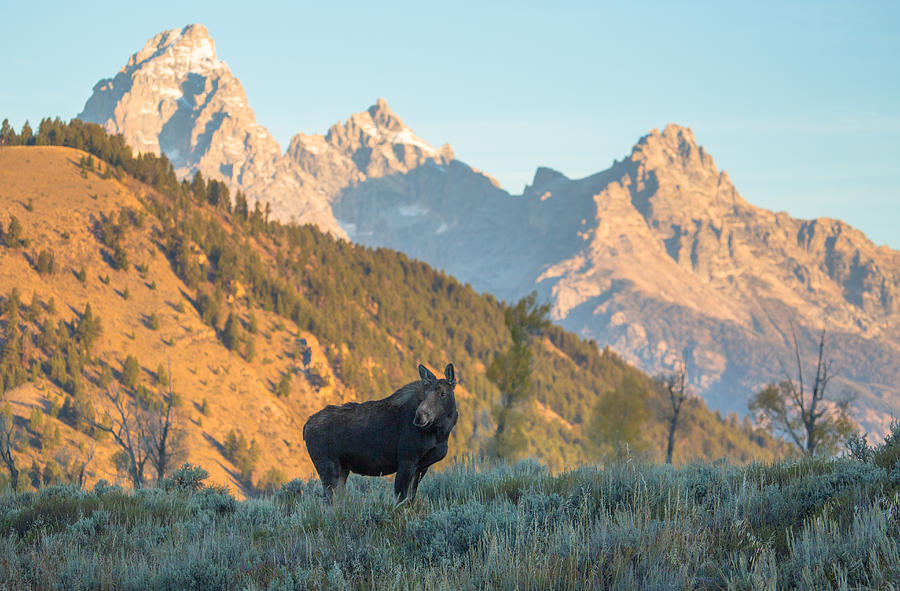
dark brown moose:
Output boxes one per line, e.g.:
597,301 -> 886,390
303,363 -> 458,503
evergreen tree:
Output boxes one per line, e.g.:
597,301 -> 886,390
5,216 -> 22,247
234,191 -> 249,220
0,119 -> 15,146
222,312 -> 242,351
123,355 -> 141,390
112,244 -> 130,271
190,171 -> 207,203
275,372 -> 291,397
19,121 -> 33,145
75,303 -> 102,353
3,288 -> 21,321
36,249 -> 55,274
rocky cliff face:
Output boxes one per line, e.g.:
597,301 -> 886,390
78,24 -> 342,234
332,123 -> 900,434
287,98 -> 455,191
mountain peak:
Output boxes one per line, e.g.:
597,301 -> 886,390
125,23 -> 221,75
310,100 -> 450,177
631,123 -> 717,175
77,24 -> 351,236
367,98 -> 402,129
528,166 -> 568,192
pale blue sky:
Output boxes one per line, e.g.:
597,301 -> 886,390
2,1 -> 898,247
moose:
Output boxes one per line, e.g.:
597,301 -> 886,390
303,363 -> 458,503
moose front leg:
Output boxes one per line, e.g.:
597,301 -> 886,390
408,442 -> 448,501
407,467 -> 428,502
394,461 -> 417,504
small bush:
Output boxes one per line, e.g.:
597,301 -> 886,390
122,354 -> 140,389
256,467 -> 287,495
163,463 -> 210,493
275,372 -> 291,398
195,486 -> 236,516
112,244 -> 129,271
36,249 -> 55,274
5,215 -> 23,247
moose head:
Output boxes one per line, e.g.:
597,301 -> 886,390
413,363 -> 457,429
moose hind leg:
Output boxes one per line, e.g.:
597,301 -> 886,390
336,468 -> 349,491
311,456 -> 341,503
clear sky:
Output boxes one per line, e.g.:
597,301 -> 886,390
2,1 -> 898,247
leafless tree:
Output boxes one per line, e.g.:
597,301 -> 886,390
55,443 -> 95,488
0,406 -> 20,490
91,385 -> 151,487
145,363 -> 186,485
749,323 -> 857,456
91,360 -> 185,488
662,359 -> 690,465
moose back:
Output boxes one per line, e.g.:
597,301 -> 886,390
303,363 -> 458,503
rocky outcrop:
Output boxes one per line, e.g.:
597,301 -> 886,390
78,24 -> 343,235
286,98 -> 455,198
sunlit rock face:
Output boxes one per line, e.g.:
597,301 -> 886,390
79,24 -> 342,234
330,122 -> 900,434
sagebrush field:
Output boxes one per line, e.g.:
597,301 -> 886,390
1,453 -> 898,590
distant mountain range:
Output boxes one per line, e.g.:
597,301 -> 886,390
80,24 -> 900,434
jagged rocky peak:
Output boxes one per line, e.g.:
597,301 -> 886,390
621,123 -> 747,225
125,24 -> 221,74
287,98 -> 454,183
79,22 -> 274,171
631,123 -> 717,176
78,24 -> 349,236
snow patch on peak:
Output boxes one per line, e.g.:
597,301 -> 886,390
391,128 -> 437,155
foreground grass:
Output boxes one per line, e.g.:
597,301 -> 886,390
0,458 -> 898,590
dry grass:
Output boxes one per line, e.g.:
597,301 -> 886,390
0,147 -> 348,494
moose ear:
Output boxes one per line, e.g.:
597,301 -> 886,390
444,363 -> 456,386
418,364 -> 437,385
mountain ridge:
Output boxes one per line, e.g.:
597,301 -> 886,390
0,143 -> 787,493
76,24 -> 900,435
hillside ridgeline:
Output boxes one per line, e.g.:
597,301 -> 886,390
0,120 -> 787,493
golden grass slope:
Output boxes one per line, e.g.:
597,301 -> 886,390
0,146 -> 349,495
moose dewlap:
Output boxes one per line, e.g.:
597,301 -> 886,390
303,363 -> 458,503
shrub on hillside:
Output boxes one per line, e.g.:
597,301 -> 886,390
223,429 -> 259,484
112,244 -> 129,271
122,355 -> 140,390
35,249 -> 55,274
256,467 -> 287,495
162,463 -> 210,493
4,215 -> 23,247
848,420 -> 900,470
